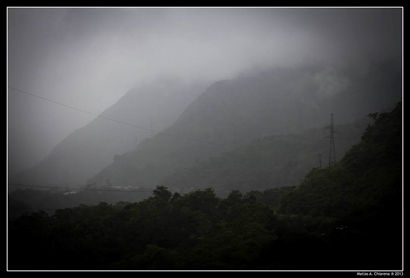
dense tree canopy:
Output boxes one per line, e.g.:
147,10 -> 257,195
8,102 -> 402,270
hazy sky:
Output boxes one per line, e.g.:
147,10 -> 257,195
7,7 -> 402,174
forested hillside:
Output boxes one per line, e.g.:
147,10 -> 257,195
8,118 -> 368,217
280,101 -> 402,218
9,102 -> 402,270
164,119 -> 369,195
88,63 -> 400,189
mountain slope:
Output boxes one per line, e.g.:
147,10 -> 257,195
274,102 -> 403,269
8,103 -> 402,270
163,119 -> 369,195
279,101 -> 402,218
12,79 -> 203,187
88,62 -> 401,188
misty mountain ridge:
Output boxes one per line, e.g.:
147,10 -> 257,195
88,61 -> 400,189
163,117 -> 370,196
11,79 -> 204,187
8,102 -> 402,269
8,117 -> 370,217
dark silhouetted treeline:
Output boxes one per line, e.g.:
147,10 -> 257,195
8,102 -> 402,270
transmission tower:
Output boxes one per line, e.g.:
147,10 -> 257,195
328,113 -> 336,167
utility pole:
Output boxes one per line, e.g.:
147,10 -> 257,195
328,113 -> 336,167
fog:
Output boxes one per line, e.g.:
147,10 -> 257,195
8,7 -> 401,176
7,7 -> 403,271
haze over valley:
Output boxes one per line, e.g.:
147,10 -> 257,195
7,7 -> 403,271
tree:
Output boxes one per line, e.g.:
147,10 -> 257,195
153,185 -> 172,202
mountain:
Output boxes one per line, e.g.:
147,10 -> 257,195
279,101 -> 402,218
88,61 -> 401,188
274,102 -> 402,269
8,103 -> 402,270
163,118 -> 369,195
12,79 -> 204,187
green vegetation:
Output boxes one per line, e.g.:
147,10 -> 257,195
8,188 -> 153,219
8,102 -> 402,270
164,120 -> 368,195
280,102 -> 402,218
9,119 -> 367,218
88,64 -> 400,189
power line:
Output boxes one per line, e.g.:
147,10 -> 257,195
8,86 -> 225,148
8,86 -> 154,133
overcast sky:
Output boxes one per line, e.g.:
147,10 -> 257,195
7,7 -> 402,174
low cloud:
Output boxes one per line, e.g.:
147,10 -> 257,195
8,7 -> 402,174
